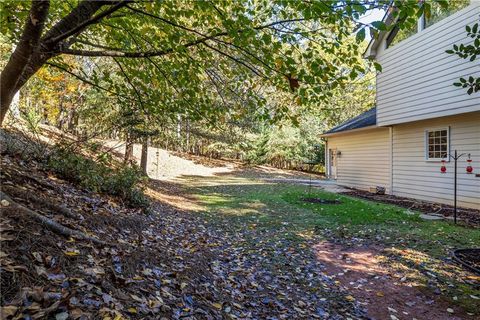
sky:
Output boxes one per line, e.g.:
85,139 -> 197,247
359,8 -> 387,41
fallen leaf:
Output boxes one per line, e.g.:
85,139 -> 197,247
32,252 -> 43,263
64,250 -> 80,256
388,307 -> 397,313
55,312 -> 69,320
0,233 -> 14,241
1,305 -> 17,317
212,302 -> 223,310
130,294 -> 143,303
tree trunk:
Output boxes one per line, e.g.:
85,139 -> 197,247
0,1 -> 50,125
56,101 -> 65,129
1,1 -> 112,126
124,133 -> 134,163
186,118 -> 190,152
140,136 -> 149,175
66,107 -> 78,133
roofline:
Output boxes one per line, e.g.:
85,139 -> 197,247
364,7 -> 396,59
320,125 -> 382,138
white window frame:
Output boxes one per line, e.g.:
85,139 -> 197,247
425,127 -> 450,162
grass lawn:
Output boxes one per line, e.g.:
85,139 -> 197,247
190,178 -> 480,313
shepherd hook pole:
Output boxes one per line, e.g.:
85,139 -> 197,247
454,150 -> 457,224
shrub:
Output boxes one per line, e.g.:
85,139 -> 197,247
47,146 -> 149,209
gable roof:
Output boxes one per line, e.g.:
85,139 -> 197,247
364,8 -> 396,58
322,107 -> 377,136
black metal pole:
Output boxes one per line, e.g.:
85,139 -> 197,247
309,168 -> 312,194
454,149 -> 457,224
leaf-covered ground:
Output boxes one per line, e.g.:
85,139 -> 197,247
183,173 -> 480,319
1,152 -> 480,319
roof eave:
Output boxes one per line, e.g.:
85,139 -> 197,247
320,125 -> 380,138
363,7 -> 397,59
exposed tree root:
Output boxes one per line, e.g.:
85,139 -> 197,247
1,185 -> 81,219
0,191 -> 107,246
23,174 -> 57,191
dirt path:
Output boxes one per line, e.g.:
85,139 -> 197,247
314,242 -> 470,320
104,140 -> 234,180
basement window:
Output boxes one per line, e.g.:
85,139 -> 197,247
425,128 -> 449,161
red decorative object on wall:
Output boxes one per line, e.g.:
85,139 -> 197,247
440,160 -> 447,173
466,158 -> 473,174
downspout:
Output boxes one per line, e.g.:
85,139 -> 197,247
322,137 -> 329,178
389,126 -> 393,194
325,138 -> 329,178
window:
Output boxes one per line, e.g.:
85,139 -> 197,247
426,128 -> 449,160
386,0 -> 470,48
425,0 -> 470,28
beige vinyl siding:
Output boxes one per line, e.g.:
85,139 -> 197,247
375,3 -> 480,126
327,128 -> 391,193
392,112 -> 480,209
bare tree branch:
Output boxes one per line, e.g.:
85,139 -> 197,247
44,0 -> 131,45
201,41 -> 265,77
111,58 -> 147,116
59,5 -> 315,60
46,61 -> 137,102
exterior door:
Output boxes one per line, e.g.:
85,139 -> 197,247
329,148 -> 337,180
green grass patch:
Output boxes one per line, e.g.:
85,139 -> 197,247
195,182 -> 479,254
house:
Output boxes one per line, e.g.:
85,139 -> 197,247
321,2 -> 480,209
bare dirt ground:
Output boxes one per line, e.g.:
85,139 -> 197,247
315,242 -> 469,320
104,141 -> 235,180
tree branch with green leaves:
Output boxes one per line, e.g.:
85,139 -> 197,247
446,19 -> 480,95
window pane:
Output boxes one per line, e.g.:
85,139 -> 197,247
426,129 -> 449,159
425,0 -> 470,28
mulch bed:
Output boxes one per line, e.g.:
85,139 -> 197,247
453,249 -> 480,275
341,189 -> 480,227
